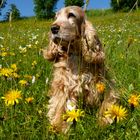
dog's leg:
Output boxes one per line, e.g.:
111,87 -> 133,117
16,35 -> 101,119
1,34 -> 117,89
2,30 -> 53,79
47,90 -> 69,133
48,88 -> 79,133
47,66 -> 69,132
47,65 -> 80,133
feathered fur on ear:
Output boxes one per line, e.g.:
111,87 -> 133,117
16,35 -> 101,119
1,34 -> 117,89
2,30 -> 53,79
84,20 -> 102,51
81,20 -> 105,63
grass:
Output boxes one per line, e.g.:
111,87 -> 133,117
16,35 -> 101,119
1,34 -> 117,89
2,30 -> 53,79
0,10 -> 140,139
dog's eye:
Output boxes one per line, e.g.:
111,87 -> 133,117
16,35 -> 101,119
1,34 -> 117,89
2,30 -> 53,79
68,12 -> 76,18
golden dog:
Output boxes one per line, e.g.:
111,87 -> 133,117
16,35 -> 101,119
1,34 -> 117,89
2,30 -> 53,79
43,6 -> 118,133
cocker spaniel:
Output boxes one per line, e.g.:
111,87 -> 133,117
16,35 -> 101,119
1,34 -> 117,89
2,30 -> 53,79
43,6 -> 118,133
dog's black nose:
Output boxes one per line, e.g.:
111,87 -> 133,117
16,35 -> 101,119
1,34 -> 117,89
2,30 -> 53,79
51,24 -> 60,34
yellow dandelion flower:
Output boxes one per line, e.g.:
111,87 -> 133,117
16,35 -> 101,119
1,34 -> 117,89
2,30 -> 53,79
19,80 -> 28,86
96,82 -> 105,93
0,68 -> 13,77
12,72 -> 20,78
128,94 -> 140,107
104,104 -> 127,123
1,47 -> 6,51
1,89 -> 22,106
11,64 -> 17,72
25,97 -> 34,103
63,109 -> 84,122
1,52 -> 8,57
32,60 -> 37,67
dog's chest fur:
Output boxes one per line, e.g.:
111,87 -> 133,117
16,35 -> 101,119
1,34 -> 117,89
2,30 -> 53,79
50,46 -> 102,105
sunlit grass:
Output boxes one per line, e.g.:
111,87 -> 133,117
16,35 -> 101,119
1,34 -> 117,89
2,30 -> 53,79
0,11 -> 140,139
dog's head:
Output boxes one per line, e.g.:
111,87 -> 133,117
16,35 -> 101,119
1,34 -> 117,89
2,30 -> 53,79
51,6 -> 85,46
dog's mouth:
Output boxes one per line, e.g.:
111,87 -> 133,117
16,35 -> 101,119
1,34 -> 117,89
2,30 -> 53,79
51,34 -> 75,46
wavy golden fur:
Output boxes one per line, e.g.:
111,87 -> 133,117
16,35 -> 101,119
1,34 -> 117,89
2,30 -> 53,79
43,6 -> 118,133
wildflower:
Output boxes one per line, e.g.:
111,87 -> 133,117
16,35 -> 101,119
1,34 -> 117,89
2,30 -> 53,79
19,46 -> 27,53
0,36 -> 4,40
27,44 -> 32,48
1,89 -> 22,106
0,66 -> 19,78
0,68 -> 13,77
32,76 -> 35,84
11,64 -> 17,72
128,94 -> 140,107
96,82 -> 105,93
37,109 -> 42,115
12,72 -> 20,78
1,46 -> 5,51
63,109 -> 84,122
32,60 -> 37,68
1,52 -> 8,57
45,77 -> 49,84
134,39 -> 137,42
35,40 -> 39,45
120,53 -> 124,59
19,80 -> 28,86
66,99 -> 76,111
104,104 -> 127,123
25,97 -> 34,103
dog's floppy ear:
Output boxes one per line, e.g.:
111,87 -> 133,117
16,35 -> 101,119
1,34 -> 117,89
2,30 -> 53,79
84,20 -> 102,51
82,20 -> 105,63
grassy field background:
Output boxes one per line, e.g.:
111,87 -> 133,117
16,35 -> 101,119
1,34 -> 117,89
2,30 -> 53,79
0,10 -> 140,139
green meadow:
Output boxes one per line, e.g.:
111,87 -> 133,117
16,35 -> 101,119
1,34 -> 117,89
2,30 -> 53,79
0,10 -> 140,139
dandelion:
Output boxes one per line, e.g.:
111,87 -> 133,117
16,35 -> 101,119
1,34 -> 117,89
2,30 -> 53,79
25,97 -> 34,103
1,89 -> 22,106
11,64 -> 17,72
19,80 -> 28,86
96,82 -> 105,93
104,104 -> 127,123
32,60 -> 37,68
0,65 -> 19,78
0,68 -> 13,77
12,72 -> 20,78
1,52 -> 8,57
128,94 -> 140,107
63,109 -> 84,122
